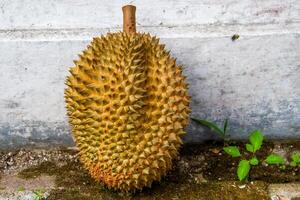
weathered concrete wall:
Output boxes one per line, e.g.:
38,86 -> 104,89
0,0 -> 299,148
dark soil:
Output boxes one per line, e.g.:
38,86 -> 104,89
15,141 -> 300,199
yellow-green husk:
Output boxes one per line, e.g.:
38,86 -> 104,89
65,32 -> 190,191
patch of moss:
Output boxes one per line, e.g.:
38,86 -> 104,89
47,161 -> 116,200
18,161 -> 57,179
18,159 -> 119,200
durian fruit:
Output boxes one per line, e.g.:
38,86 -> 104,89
64,5 -> 190,191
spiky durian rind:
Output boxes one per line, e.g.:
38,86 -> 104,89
65,32 -> 190,191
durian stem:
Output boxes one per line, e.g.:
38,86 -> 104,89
122,5 -> 136,33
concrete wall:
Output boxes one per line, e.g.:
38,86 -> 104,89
0,0 -> 299,148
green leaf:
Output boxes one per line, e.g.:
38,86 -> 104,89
223,118 -> 229,135
265,154 -> 285,165
291,152 -> 300,164
191,118 -> 225,137
249,130 -> 263,152
237,160 -> 250,181
246,144 -> 254,153
33,193 -> 39,200
223,146 -> 241,157
249,157 -> 259,165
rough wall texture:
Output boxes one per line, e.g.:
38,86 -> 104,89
0,0 -> 299,148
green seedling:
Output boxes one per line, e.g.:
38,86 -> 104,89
193,118 -> 293,181
191,117 -> 229,144
290,152 -> 300,167
223,130 -> 264,181
230,130 -> 264,181
192,117 -> 264,181
33,188 -> 45,200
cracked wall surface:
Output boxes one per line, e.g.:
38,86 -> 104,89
0,0 -> 299,148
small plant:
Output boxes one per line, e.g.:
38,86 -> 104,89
192,117 -> 264,181
223,130 -> 263,181
191,117 -> 229,144
191,117 -> 263,180
192,117 -> 296,182
290,152 -> 300,167
33,188 -> 45,200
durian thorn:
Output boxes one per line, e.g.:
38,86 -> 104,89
142,167 -> 150,175
152,161 -> 160,169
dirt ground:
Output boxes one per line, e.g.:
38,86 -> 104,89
0,141 -> 300,200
